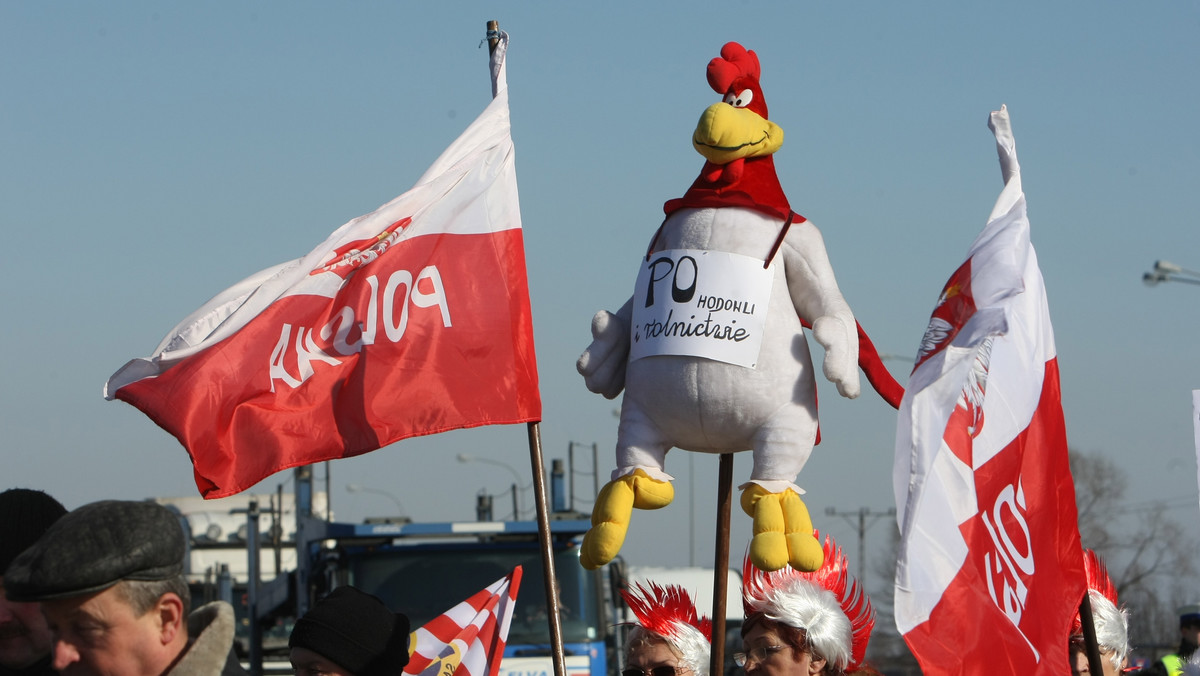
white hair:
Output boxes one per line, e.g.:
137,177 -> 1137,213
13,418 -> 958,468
625,624 -> 711,676
745,577 -> 852,672
1088,590 -> 1130,670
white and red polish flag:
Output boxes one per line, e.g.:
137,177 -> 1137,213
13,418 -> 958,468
405,566 -> 522,676
104,33 -> 540,498
892,106 -> 1085,675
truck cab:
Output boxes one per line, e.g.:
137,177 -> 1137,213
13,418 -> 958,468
320,520 -> 621,676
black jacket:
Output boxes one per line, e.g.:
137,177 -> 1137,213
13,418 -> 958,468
0,656 -> 57,676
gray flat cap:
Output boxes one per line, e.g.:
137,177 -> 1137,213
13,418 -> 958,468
4,500 -> 185,602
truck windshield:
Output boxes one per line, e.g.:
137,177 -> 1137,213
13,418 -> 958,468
346,542 -> 602,645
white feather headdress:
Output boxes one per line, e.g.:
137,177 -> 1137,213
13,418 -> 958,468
1072,549 -> 1130,669
741,534 -> 874,672
622,582 -> 713,676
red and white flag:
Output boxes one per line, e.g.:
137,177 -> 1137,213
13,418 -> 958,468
104,33 -> 540,498
893,106 -> 1085,675
405,566 -> 522,676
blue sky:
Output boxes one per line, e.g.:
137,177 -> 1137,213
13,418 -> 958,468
3,3 -> 1199,583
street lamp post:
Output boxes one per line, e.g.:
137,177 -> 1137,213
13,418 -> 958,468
457,453 -> 528,520
345,483 -> 406,517
567,441 -> 600,513
1143,260 -> 1200,287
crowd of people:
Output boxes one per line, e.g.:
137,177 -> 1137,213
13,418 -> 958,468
0,489 -> 413,676
1063,549 -> 1200,676
620,535 -> 879,676
1,486 -> 1197,676
0,491 -> 245,676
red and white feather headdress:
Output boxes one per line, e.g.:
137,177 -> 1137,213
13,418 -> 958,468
741,534 -> 875,672
1072,549 -> 1129,668
621,582 -> 713,676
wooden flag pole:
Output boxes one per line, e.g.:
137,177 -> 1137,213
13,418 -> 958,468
1078,594 -> 1106,676
487,19 -> 500,53
528,421 -> 569,676
709,453 -> 735,676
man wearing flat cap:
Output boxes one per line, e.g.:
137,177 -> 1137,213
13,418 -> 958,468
3,500 -> 247,676
0,488 -> 67,676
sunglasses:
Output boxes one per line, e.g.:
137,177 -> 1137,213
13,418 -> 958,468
622,667 -> 685,676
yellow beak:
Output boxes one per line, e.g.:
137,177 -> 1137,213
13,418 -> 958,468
691,102 -> 784,165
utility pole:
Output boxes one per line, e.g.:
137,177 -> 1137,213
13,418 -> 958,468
825,506 -> 896,584
567,441 -> 599,512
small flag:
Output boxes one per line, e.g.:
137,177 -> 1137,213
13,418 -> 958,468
893,106 -> 1085,675
405,567 -> 523,676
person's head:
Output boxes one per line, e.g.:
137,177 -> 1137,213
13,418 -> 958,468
3,499 -> 190,676
1068,592 -> 1128,676
289,586 -> 410,676
1070,551 -> 1129,676
740,614 -> 825,676
740,536 -> 874,676
0,488 -> 68,669
1179,604 -> 1200,646
620,583 -> 711,676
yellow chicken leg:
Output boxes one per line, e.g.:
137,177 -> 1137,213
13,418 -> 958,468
580,469 -> 674,570
741,484 -> 824,572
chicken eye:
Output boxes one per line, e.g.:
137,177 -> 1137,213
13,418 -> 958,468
723,89 -> 753,108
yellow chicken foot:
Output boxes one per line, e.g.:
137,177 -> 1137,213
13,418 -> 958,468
740,484 -> 824,572
579,469 -> 674,570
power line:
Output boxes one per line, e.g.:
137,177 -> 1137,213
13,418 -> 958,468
825,506 -> 896,584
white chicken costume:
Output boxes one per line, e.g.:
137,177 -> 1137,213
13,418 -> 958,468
578,42 -> 895,573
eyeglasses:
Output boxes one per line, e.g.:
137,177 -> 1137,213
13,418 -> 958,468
622,667 -> 685,676
733,645 -> 788,668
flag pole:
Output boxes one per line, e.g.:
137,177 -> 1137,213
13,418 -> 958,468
1078,594 -> 1106,676
709,453 -> 734,676
487,19 -> 568,676
528,421 -> 569,676
487,19 -> 500,52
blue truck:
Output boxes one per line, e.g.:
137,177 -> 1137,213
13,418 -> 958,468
313,518 -> 623,676
180,465 -> 629,676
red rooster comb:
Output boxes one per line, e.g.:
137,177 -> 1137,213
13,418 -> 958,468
621,582 -> 713,676
742,534 -> 875,672
1084,549 -> 1118,605
621,581 -> 712,643
707,42 -> 761,94
1071,548 -> 1120,636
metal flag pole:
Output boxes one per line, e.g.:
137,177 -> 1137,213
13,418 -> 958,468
483,19 -> 568,676
709,453 -> 734,676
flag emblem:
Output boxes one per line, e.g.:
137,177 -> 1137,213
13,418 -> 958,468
312,217 -> 412,278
